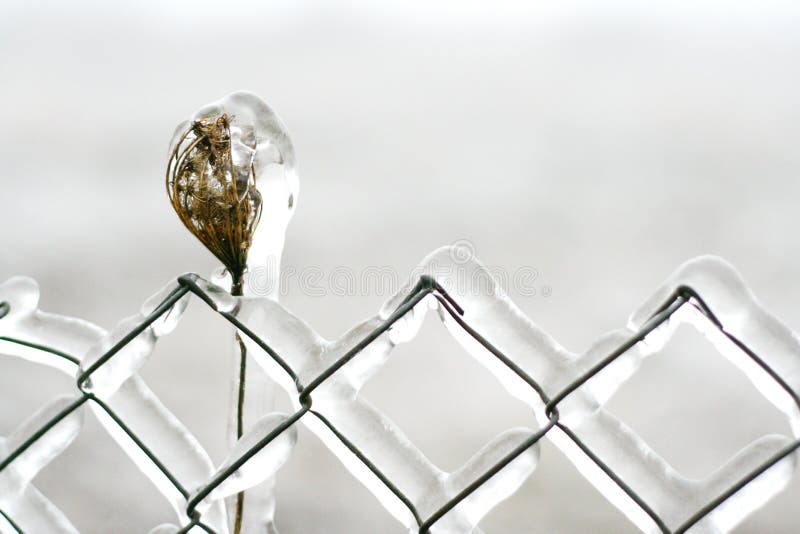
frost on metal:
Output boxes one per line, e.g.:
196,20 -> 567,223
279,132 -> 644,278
1,252 -> 798,533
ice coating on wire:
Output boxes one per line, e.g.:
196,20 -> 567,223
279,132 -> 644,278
0,397 -> 83,534
191,414 -> 298,515
0,279 -> 229,533
232,248 -> 799,533
1,250 -> 799,532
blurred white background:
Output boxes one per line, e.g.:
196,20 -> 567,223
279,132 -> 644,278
2,1 -> 800,532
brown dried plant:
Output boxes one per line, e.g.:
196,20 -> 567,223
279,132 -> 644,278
166,114 -> 262,293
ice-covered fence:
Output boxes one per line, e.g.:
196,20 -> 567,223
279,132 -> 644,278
0,249 -> 799,533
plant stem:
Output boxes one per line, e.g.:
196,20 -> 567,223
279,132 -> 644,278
231,274 -> 246,534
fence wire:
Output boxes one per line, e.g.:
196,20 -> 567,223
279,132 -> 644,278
0,273 -> 798,533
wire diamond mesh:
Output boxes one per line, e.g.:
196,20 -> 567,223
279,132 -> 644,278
0,254 -> 798,533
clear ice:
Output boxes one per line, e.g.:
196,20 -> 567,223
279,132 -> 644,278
170,91 -> 301,532
1,251 -> 799,533
2,92 -> 799,532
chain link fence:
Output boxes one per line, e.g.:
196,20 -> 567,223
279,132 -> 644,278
0,268 -> 798,533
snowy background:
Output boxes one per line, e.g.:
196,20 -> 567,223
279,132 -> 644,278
2,1 -> 800,532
